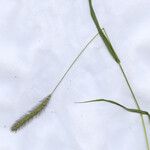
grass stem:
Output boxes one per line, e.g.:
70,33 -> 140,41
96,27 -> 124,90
119,63 -> 150,149
51,33 -> 99,96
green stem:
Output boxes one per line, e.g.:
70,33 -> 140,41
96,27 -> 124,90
119,63 -> 150,149
103,25 -> 149,149
51,33 -> 99,96
119,65 -> 140,108
88,0 -> 149,149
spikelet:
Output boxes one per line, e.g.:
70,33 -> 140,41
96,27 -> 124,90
11,94 -> 51,132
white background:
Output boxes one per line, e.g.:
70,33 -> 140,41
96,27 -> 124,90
0,0 -> 150,149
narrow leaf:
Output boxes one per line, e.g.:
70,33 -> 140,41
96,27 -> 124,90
11,94 -> 51,132
77,99 -> 150,120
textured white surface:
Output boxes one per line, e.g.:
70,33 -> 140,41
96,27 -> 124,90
0,0 -> 150,149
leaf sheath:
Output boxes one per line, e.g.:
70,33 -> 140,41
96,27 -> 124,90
89,0 -> 120,64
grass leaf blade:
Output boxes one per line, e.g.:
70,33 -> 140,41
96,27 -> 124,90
77,99 -> 150,119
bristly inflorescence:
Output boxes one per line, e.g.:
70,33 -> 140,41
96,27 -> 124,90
11,94 -> 51,132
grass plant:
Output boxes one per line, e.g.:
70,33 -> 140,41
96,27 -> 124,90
11,3 -> 150,149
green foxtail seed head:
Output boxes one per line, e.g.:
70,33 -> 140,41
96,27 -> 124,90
11,94 -> 51,132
